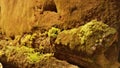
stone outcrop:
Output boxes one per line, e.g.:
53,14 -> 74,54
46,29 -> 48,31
54,20 -> 119,68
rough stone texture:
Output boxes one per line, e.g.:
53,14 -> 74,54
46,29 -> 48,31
55,35 -> 119,68
1,55 -> 79,68
54,0 -> 120,29
0,0 -> 120,35
36,11 -> 61,30
0,0 -> 35,36
0,31 -> 79,68
34,0 -> 61,31
54,21 -> 119,68
36,0 -> 120,64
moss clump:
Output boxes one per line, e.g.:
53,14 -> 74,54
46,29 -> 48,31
55,28 -> 78,48
27,53 -> 53,64
0,46 -> 53,65
79,20 -> 116,45
55,20 -> 117,55
48,27 -> 61,38
20,33 -> 37,47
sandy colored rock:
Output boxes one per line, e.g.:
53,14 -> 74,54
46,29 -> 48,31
36,11 -> 61,30
0,0 -> 35,36
1,0 -> 120,35
54,0 -> 120,29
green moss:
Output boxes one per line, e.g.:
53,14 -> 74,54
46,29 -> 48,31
48,27 -> 61,38
55,20 -> 117,54
1,46 -> 53,64
21,34 -> 31,44
27,53 -> 40,63
27,53 -> 53,64
78,20 -> 116,45
20,33 -> 37,47
55,28 -> 78,48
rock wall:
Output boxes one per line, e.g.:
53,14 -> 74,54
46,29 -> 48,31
54,0 -> 120,29
0,0 -> 120,36
0,0 -> 35,36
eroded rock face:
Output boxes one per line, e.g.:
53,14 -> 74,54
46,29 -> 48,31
0,0 -> 120,36
0,0 -> 35,36
36,11 -> 61,30
54,0 -> 97,27
34,0 -> 120,33
54,0 -> 120,29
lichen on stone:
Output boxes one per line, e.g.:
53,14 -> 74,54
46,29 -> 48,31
48,27 -> 61,38
20,33 -> 37,47
0,46 -> 53,64
55,20 -> 117,55
27,52 -> 53,64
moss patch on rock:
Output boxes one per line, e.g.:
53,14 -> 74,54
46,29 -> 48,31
48,27 -> 61,38
0,27 -> 79,68
55,20 -> 117,55
0,45 -> 53,67
1,46 -> 53,63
